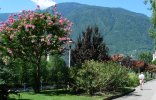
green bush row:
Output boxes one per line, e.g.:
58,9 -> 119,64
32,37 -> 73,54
70,60 -> 132,95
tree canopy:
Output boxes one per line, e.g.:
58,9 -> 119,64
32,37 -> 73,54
71,26 -> 110,66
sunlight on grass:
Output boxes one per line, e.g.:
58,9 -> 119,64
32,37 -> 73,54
9,90 -> 105,100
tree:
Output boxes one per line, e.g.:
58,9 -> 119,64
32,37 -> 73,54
145,0 -> 156,47
71,26 -> 110,66
47,54 -> 69,88
0,7 -> 72,93
138,52 -> 152,63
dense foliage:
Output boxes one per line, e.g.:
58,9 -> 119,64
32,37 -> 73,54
126,72 -> 139,87
47,54 -> 69,88
0,58 -> 11,84
71,26 -> 109,65
70,60 -> 129,95
138,52 -> 152,63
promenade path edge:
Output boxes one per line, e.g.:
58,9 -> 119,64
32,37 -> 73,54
114,79 -> 156,100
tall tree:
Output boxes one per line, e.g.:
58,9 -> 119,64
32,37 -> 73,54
145,0 -> 156,47
71,26 -> 110,65
0,7 -> 72,92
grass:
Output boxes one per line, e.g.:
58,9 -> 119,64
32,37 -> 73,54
9,93 -> 103,100
9,88 -> 133,100
9,89 -> 104,100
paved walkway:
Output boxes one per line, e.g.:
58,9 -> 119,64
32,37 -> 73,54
114,79 -> 156,100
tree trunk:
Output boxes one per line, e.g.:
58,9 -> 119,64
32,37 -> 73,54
33,58 -> 41,93
151,72 -> 153,78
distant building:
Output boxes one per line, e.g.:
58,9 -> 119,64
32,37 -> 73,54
152,51 -> 156,62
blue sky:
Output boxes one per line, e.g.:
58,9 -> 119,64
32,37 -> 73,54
0,0 -> 152,17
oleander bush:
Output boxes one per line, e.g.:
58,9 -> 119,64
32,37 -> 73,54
70,60 -> 129,95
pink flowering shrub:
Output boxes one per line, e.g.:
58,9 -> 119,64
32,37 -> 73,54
0,5 -> 72,93
0,8 -> 72,59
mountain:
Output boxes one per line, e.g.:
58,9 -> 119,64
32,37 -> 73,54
0,13 -> 11,22
0,2 -> 154,57
56,3 -> 154,57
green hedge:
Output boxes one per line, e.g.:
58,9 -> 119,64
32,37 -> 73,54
70,60 -> 130,95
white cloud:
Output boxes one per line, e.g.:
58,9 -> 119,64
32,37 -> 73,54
31,0 -> 56,9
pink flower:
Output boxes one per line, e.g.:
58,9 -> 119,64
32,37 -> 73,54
69,22 -> 73,27
67,20 -> 70,23
54,12 -> 59,15
8,16 -> 14,24
25,24 -> 35,30
10,34 -> 14,40
47,34 -> 52,38
47,41 -> 51,45
64,18 -> 67,21
2,23 -> 7,29
25,25 -> 29,31
59,18 -> 64,25
0,29 -> 2,32
47,16 -> 51,20
59,37 -> 70,41
7,48 -> 13,54
64,27 -> 70,32
29,14 -> 34,20
28,10 -> 31,14
53,4 -> 57,11
18,25 -> 22,29
31,25 -> 35,29
48,21 -> 53,26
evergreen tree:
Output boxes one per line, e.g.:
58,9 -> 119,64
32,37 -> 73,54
71,26 -> 110,65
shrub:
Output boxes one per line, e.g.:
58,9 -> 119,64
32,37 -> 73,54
104,62 -> 130,90
126,72 -> 139,87
70,60 -> 129,95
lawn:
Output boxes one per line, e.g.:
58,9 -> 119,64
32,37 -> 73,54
9,90 -> 105,100
9,88 -> 133,100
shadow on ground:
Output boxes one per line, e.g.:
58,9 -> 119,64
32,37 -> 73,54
127,92 -> 142,97
39,89 -> 72,96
